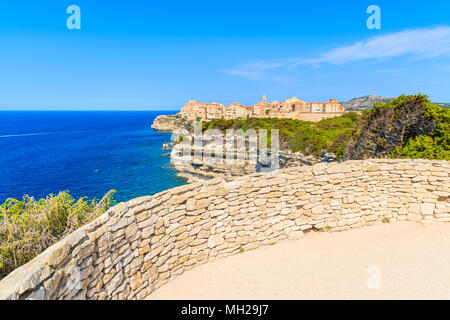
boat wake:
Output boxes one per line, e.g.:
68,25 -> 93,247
0,131 -> 84,138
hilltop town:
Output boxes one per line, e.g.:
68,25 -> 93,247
180,96 -> 346,122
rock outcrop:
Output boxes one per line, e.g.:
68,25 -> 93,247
168,131 -> 336,183
151,115 -> 193,132
170,149 -> 335,183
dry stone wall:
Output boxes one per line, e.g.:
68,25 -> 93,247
0,159 -> 448,300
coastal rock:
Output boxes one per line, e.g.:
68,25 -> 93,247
151,115 -> 192,132
167,130 -> 336,183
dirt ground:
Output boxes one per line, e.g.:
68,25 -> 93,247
149,222 -> 450,300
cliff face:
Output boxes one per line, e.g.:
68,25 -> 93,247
151,115 -> 193,132
169,132 -> 336,183
345,95 -> 439,160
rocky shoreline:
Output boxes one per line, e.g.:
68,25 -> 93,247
170,149 -> 338,183
151,115 -> 338,183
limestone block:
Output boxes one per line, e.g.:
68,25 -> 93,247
207,234 -> 225,248
421,203 -> 436,216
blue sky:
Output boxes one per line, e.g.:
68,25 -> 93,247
1,0 -> 450,110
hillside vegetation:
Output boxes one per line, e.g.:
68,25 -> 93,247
0,190 -> 115,279
347,94 -> 449,160
202,94 -> 449,161
202,112 -> 361,159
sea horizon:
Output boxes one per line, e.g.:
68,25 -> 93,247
0,110 -> 186,204
0,109 -> 180,112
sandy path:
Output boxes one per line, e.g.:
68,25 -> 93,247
149,222 -> 450,300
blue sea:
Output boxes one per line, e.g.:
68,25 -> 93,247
0,111 -> 186,204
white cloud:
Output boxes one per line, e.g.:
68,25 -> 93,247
375,68 -> 407,75
221,61 -> 292,82
307,26 -> 450,65
223,26 -> 450,80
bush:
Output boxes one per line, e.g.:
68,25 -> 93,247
0,190 -> 116,279
389,135 -> 450,160
386,95 -> 450,160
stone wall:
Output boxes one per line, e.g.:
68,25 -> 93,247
294,112 -> 346,122
0,159 -> 448,300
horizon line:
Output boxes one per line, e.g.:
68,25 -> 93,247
0,109 -> 180,112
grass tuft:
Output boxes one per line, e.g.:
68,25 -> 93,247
0,190 -> 116,279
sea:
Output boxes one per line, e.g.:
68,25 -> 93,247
0,111 -> 186,204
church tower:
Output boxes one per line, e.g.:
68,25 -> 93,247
262,95 -> 267,104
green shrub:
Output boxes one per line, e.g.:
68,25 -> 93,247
385,95 -> 450,160
0,190 -> 115,279
381,217 -> 391,223
389,135 -> 450,160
